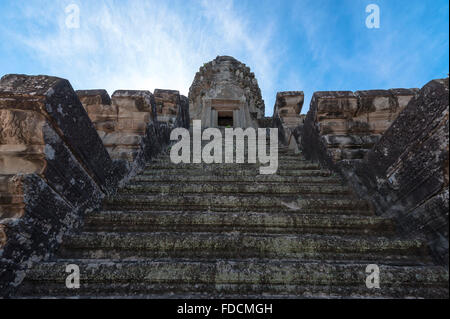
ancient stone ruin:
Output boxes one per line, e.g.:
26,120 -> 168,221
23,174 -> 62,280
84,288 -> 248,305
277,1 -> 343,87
189,56 -> 265,128
0,56 -> 448,298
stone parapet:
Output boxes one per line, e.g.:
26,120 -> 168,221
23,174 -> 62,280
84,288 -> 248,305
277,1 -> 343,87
310,88 -> 417,161
0,75 -> 189,296
154,89 -> 181,124
0,74 -> 117,294
77,89 -> 157,162
274,91 -> 304,128
272,91 -> 305,152
111,90 -> 156,161
77,88 -> 189,162
301,79 -> 449,265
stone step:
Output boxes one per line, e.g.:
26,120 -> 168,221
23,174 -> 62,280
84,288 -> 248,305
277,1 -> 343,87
84,211 -> 396,235
293,198 -> 372,211
144,162 -> 321,170
18,260 -> 448,298
119,183 -> 352,196
103,194 -> 371,214
57,232 -> 430,263
141,168 -> 334,177
148,157 -> 311,164
131,174 -> 342,184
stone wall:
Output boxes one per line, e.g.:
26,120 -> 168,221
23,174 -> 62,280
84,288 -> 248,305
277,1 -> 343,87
0,75 -> 190,296
303,88 -> 418,162
154,89 -> 181,124
272,91 -> 305,151
301,79 -> 449,265
0,75 -> 118,294
77,89 -> 189,162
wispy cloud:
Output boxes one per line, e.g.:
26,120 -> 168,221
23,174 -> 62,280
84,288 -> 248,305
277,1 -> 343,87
285,0 -> 449,112
0,0 -> 448,115
1,0 -> 280,115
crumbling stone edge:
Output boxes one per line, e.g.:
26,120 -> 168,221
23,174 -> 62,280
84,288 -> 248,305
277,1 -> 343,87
301,78 -> 449,266
0,74 -> 190,297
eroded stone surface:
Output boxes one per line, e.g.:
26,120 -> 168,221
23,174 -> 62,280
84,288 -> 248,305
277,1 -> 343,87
301,78 -> 449,265
189,56 -> 265,128
272,91 -> 305,152
154,89 -> 180,124
274,91 -> 304,128
303,88 -> 418,162
77,89 -> 157,162
0,75 -> 117,190
77,90 -> 117,134
12,140 -> 449,299
0,75 -> 116,296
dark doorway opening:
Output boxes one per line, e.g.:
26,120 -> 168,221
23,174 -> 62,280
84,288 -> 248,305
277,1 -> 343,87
218,115 -> 233,127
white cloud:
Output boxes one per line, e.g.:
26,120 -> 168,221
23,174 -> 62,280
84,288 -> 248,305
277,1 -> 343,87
9,0 -> 280,116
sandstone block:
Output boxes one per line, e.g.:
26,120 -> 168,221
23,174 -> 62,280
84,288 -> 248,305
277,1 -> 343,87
77,90 -> 117,134
154,89 -> 180,122
189,56 -> 264,128
0,74 -> 118,294
0,75 -> 116,191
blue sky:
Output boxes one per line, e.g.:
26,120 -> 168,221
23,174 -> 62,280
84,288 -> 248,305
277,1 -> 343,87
0,0 -> 448,115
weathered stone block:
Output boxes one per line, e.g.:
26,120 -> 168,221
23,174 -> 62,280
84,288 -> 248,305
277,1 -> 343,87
0,109 -> 46,175
354,89 -> 418,134
0,175 -> 25,219
304,87 -> 418,161
274,91 -> 304,128
77,89 -> 111,106
302,77 -> 449,265
113,90 -> 155,118
154,89 -> 180,123
315,91 -> 358,116
0,75 -> 117,191
77,90 -> 118,137
189,56 -> 265,128
0,74 -> 118,295
313,91 -> 359,136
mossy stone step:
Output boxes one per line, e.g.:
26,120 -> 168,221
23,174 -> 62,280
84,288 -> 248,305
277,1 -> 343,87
119,183 -> 351,195
141,168 -> 334,177
57,232 -> 430,263
84,211 -> 395,235
145,162 -> 321,170
131,174 -> 342,184
104,194 -> 370,213
17,261 -> 448,298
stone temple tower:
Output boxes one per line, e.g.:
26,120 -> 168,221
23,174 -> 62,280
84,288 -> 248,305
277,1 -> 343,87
188,56 -> 265,128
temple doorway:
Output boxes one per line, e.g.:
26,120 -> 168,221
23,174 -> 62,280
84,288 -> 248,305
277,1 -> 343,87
218,111 -> 234,127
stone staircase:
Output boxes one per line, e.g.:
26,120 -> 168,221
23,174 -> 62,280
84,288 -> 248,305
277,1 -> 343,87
14,143 -> 449,298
